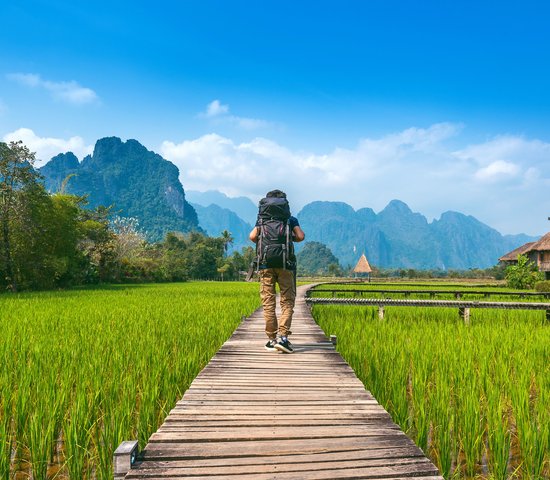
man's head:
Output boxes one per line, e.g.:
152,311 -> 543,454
266,189 -> 287,199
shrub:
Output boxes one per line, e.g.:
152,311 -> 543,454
534,280 -> 550,292
505,254 -> 544,289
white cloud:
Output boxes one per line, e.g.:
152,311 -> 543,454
455,135 -> 550,185
3,128 -> 93,166
161,124 -> 550,235
198,99 -> 272,130
204,100 -> 229,117
474,160 -> 520,182
161,122 -> 460,205
7,73 -> 99,105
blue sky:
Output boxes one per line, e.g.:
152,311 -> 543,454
1,1 -> 549,235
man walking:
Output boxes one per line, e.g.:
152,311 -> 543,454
249,190 -> 305,353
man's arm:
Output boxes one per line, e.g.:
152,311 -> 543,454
249,226 -> 259,243
292,226 -> 305,242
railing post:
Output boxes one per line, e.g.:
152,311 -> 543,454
330,335 -> 337,346
459,307 -> 470,325
378,306 -> 385,320
114,440 -> 139,479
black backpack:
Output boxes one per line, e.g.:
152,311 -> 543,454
256,197 -> 295,269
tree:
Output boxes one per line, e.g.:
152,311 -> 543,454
77,206 -> 119,283
111,216 -> 145,258
220,229 -> 234,255
505,254 -> 544,289
0,141 -> 40,291
217,263 -> 231,281
296,241 -> 341,276
160,232 -> 189,281
327,262 -> 343,277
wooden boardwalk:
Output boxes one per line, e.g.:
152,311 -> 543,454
125,285 -> 443,479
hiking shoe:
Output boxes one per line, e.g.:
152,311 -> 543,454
265,340 -> 277,352
275,338 -> 293,354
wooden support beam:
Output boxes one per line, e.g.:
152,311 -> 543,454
378,306 -> 385,320
459,307 -> 470,325
114,440 -> 138,479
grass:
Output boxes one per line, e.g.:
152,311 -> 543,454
0,282 -> 259,479
312,292 -> 550,479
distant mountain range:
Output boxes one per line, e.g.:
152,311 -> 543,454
190,202 -> 252,253
39,136 -> 539,270
186,190 -> 258,226
297,200 -> 538,269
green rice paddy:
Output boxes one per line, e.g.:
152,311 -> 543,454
3,281 -> 549,478
312,284 -> 550,479
0,282 -> 259,479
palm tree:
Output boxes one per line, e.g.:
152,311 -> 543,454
220,230 -> 234,255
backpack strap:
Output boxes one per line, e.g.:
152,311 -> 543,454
256,223 -> 262,274
284,220 -> 290,270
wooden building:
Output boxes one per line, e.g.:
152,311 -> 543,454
499,232 -> 550,279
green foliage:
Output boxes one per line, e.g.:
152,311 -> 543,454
534,280 -> 550,292
1,282 -> 259,478
296,241 -> 342,276
0,140 -> 256,290
0,141 -> 39,291
505,254 -> 544,289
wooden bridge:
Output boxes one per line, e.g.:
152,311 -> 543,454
116,285 -> 443,479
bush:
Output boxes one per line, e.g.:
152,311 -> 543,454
534,280 -> 550,292
505,254 -> 544,289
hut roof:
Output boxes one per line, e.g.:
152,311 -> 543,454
530,231 -> 550,251
498,242 -> 536,262
353,253 -> 372,273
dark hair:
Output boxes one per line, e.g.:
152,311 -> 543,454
266,189 -> 287,199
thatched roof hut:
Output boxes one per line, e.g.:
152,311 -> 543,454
353,254 -> 372,274
498,242 -> 536,263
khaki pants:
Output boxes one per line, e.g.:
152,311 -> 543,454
259,268 -> 296,339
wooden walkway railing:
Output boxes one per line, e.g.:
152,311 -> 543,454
305,296 -> 550,324
309,288 -> 550,299
117,284 -> 443,479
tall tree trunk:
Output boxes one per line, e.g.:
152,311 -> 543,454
1,205 -> 16,292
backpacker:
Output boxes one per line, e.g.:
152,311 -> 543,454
256,196 -> 295,269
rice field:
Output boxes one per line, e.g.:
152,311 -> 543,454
312,285 -> 550,479
0,282 -> 259,479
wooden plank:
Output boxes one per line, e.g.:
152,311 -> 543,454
129,445 -> 424,468
140,435 -> 419,459
127,457 -> 436,477
126,284 -> 443,479
126,462 -> 440,479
